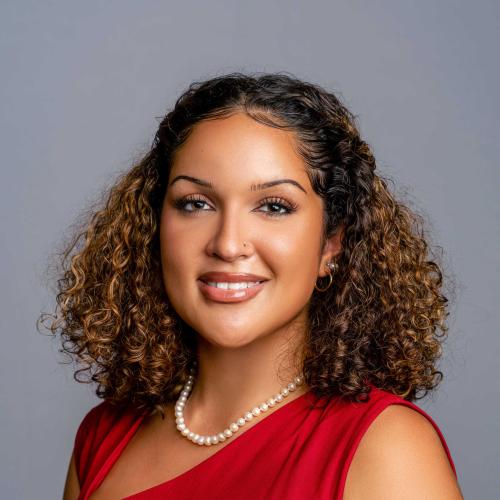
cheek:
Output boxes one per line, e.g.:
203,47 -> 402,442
263,223 -> 320,287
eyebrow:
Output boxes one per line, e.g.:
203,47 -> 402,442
169,175 -> 307,194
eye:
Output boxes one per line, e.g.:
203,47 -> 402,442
173,195 -> 212,214
256,197 -> 298,218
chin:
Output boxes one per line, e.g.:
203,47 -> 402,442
198,329 -> 260,349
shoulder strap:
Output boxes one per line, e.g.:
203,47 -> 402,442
73,401 -> 110,484
73,400 -> 148,499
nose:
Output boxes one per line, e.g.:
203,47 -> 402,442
205,205 -> 253,261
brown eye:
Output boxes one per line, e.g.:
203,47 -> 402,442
257,197 -> 298,218
173,195 -> 212,213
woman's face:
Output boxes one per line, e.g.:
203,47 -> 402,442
160,111 -> 340,348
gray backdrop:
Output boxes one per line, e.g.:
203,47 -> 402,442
1,1 -> 498,498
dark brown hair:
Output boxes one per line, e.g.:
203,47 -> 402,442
38,71 -> 455,411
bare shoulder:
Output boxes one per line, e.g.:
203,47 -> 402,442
343,404 -> 463,500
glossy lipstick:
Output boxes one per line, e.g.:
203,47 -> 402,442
197,272 -> 269,304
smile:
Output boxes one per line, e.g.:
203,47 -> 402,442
197,279 -> 267,303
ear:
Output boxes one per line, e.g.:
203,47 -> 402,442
318,224 -> 344,278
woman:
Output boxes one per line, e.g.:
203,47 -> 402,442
41,72 -> 463,499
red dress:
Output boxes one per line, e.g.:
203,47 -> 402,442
74,385 -> 457,499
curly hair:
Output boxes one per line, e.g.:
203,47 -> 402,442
38,71 -> 454,411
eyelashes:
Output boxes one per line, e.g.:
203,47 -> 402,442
172,195 -> 298,218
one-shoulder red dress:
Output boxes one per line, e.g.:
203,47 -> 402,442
73,385 -> 457,499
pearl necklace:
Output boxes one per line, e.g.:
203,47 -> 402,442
174,366 -> 305,447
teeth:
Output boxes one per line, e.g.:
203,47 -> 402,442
206,281 -> 261,290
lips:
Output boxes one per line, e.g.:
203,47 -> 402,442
197,279 -> 267,303
198,271 -> 269,283
197,271 -> 269,303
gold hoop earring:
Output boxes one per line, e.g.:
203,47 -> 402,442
315,273 -> 333,292
314,261 -> 338,292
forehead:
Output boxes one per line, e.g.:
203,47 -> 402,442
169,112 -> 309,188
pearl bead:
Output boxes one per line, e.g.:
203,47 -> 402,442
251,407 -> 261,416
267,398 -> 276,406
223,429 -> 232,437
288,382 -> 296,391
281,388 -> 289,396
230,423 -> 239,432
275,394 -> 283,402
217,433 -> 226,441
244,412 -> 254,421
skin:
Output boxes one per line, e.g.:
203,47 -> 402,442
344,405 -> 464,499
62,111 -> 463,499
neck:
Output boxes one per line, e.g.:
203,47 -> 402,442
182,322 -> 308,431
